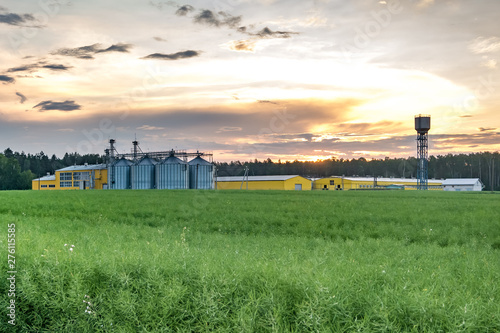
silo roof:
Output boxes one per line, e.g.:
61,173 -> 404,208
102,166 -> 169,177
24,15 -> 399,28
163,156 -> 187,164
188,156 -> 211,165
136,157 -> 158,165
114,158 -> 133,166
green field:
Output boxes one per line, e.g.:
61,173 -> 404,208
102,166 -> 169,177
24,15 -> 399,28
1,190 -> 499,332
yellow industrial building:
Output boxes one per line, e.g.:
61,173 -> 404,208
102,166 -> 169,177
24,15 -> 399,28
216,175 -> 312,191
32,164 -> 108,190
313,176 -> 443,190
32,163 -> 480,192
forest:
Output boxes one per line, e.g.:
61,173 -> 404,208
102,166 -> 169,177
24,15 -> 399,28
0,148 -> 498,191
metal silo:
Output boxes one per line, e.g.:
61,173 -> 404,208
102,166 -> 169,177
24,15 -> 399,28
156,154 -> 189,189
131,157 -> 158,189
188,156 -> 214,189
108,158 -> 133,189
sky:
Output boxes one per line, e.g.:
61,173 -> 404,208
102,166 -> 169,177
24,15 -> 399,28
0,0 -> 499,162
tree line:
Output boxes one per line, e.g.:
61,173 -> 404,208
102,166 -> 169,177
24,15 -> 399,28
216,152 -> 500,191
1,148 -> 499,191
0,148 -> 105,190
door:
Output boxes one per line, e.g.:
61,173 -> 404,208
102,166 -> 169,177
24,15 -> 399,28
295,184 -> 302,191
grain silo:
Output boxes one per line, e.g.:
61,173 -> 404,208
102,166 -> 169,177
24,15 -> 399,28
131,157 -> 158,189
156,152 -> 189,189
188,156 -> 214,189
108,158 -> 133,189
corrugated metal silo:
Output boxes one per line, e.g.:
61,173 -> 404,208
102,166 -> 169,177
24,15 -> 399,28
108,158 -> 133,189
188,156 -> 214,189
131,157 -> 158,189
156,154 -> 189,189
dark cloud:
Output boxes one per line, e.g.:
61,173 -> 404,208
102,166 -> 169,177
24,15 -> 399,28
479,127 -> 497,132
228,26 -> 298,52
252,27 -> 298,39
7,64 -> 37,72
176,5 -> 297,42
0,12 -> 38,27
0,75 -> 15,84
16,92 -> 27,104
33,100 -> 81,112
153,36 -> 167,42
41,64 -> 72,71
175,5 -> 194,16
97,43 -> 132,53
7,62 -> 72,73
194,10 -> 241,28
142,50 -> 200,60
53,43 -> 133,59
258,100 -> 279,105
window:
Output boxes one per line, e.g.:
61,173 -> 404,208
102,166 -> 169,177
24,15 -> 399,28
73,181 -> 80,187
60,181 -> 72,188
41,185 -> 47,188
49,185 -> 55,188
73,172 -> 90,181
60,172 -> 72,181
330,180 -> 335,185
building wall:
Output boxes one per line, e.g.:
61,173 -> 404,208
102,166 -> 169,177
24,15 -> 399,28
217,180 -> 286,190
32,168 -> 108,190
443,184 -> 479,192
283,177 -> 312,191
31,179 -> 57,190
216,177 -> 311,191
312,177 -> 443,191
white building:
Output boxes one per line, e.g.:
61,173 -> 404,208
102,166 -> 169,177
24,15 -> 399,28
442,178 -> 484,192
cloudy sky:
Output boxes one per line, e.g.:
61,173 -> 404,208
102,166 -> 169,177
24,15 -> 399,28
1,0 -> 499,162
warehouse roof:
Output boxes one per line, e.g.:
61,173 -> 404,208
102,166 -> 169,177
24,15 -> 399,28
58,164 -> 107,172
33,175 -> 56,181
442,178 -> 482,186
216,175 -> 305,182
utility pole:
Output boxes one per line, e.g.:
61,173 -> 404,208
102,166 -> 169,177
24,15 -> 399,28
491,158 -> 495,193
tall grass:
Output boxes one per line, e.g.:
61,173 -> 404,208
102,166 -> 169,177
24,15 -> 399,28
1,190 -> 499,332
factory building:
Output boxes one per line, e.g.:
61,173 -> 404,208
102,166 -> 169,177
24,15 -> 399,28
32,139 -> 215,190
32,174 -> 56,190
442,178 -> 484,191
32,164 -> 108,190
313,177 -> 443,191
216,175 -> 312,191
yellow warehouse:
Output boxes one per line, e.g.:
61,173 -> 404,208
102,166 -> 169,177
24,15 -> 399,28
216,175 -> 312,191
313,177 -> 443,190
32,164 -> 108,190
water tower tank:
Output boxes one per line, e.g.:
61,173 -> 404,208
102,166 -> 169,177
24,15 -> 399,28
415,115 -> 431,134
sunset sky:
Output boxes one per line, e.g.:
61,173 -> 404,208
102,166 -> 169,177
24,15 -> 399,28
1,0 -> 499,162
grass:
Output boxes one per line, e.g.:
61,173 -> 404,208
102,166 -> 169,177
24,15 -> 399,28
1,190 -> 499,332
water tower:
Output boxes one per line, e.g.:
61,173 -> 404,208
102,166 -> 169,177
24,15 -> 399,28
415,115 -> 431,190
